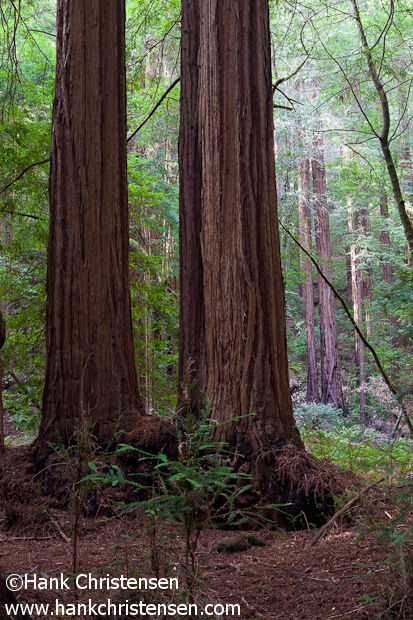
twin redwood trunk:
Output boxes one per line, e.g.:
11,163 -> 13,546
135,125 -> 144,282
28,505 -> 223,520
179,0 -> 301,454
35,0 -> 143,450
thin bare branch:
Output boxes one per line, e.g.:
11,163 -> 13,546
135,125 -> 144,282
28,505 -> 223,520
274,104 -> 294,111
127,77 -> 180,143
0,157 -> 50,195
279,222 -> 413,436
273,52 -> 312,92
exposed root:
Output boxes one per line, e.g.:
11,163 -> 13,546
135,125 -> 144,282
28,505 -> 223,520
236,442 -> 351,529
118,415 -> 178,467
267,442 -> 345,497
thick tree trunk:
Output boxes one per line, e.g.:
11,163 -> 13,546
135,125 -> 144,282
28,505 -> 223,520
177,0 -> 205,416
312,146 -> 346,412
179,0 -> 304,456
177,1 -> 344,528
196,0 -> 300,453
35,0 -> 143,451
298,158 -> 319,403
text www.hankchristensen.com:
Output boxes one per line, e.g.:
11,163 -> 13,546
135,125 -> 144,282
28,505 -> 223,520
5,599 -> 241,617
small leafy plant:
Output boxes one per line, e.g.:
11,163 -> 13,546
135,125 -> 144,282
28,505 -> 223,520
84,408 -> 252,599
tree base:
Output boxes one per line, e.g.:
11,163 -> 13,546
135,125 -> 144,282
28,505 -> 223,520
232,442 -> 347,529
12,424 -> 347,531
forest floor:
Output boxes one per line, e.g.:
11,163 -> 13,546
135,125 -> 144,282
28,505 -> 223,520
1,441 -> 407,620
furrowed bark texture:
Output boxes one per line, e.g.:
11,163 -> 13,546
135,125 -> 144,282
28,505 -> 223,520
194,0 -> 301,452
36,0 -> 143,449
298,157 -> 319,403
178,0 -> 206,416
312,147 -> 346,412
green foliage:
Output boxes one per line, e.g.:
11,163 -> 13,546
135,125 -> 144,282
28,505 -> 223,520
295,403 -> 413,477
373,480 -> 413,619
0,0 -> 54,435
89,409 -> 251,532
128,154 -> 179,414
83,408 -> 252,596
0,213 -> 48,435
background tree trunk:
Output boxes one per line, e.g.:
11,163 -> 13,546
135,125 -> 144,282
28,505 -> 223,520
398,84 -> 413,266
348,204 -> 367,419
35,0 -> 143,451
350,0 -> 413,255
379,194 -> 393,284
298,157 -> 319,403
312,144 -> 346,412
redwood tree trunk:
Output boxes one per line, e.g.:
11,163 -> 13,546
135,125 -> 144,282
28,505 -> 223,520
312,146 -> 346,412
179,0 -> 302,455
177,0 -> 205,416
35,0 -> 143,450
298,157 -> 319,403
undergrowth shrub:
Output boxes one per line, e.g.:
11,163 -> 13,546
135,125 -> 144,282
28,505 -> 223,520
296,404 -> 413,618
294,403 -> 412,477
83,409 -> 253,601
369,479 -> 413,619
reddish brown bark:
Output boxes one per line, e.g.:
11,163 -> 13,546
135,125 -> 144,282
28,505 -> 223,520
177,0 -> 205,417
179,0 -> 302,455
35,0 -> 143,451
312,146 -> 346,412
298,158 -> 319,403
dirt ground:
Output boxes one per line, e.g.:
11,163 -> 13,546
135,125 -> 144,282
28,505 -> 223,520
0,442 -> 407,620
